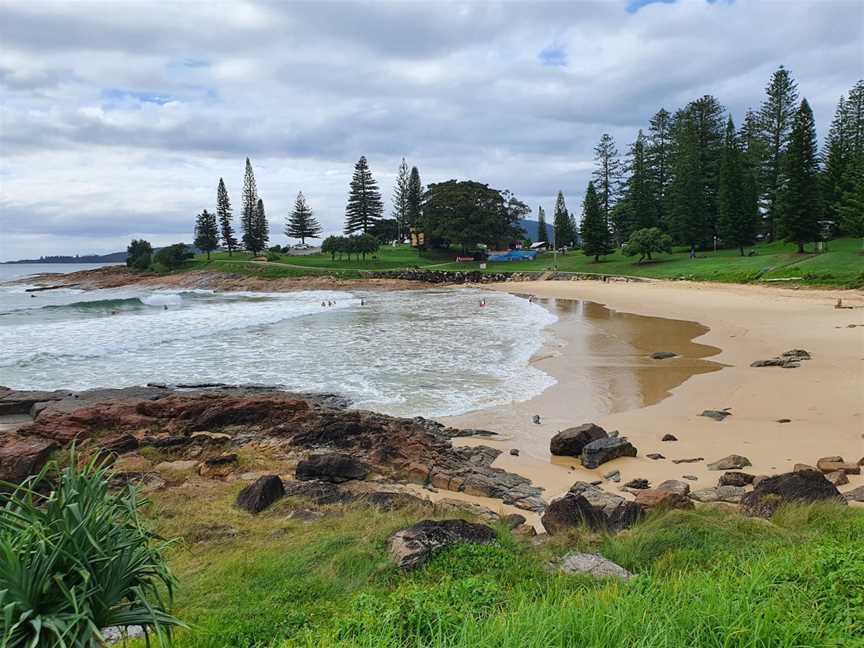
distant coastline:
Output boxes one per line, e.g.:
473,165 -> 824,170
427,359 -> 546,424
3,252 -> 127,264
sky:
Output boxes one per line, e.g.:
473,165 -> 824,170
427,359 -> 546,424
1,0 -> 862,261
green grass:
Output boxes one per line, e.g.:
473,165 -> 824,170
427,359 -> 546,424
173,239 -> 864,288
136,479 -> 864,648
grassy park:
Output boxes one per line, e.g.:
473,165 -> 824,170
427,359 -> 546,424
183,237 -> 864,288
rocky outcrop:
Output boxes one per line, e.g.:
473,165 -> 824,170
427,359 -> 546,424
557,553 -> 632,580
843,485 -> 864,502
550,423 -> 607,457
541,494 -> 602,535
689,485 -> 746,503
295,453 -> 369,483
0,388 -> 71,416
751,349 -> 812,369
3,386 -> 544,512
740,470 -> 846,518
815,456 -> 860,475
580,437 -> 637,469
387,519 -> 496,570
0,435 -> 58,484
656,479 -> 690,495
707,455 -> 752,471
236,475 -> 285,514
634,489 -> 694,510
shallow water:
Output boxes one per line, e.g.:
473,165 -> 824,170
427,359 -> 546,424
0,276 -> 557,417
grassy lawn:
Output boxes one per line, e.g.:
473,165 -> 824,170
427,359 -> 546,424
177,239 -> 863,287
138,479 -> 863,648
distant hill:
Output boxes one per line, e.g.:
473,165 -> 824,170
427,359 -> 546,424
3,251 -> 128,264
518,219 -> 554,243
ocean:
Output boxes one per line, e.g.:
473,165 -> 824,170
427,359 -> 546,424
0,264 -> 557,418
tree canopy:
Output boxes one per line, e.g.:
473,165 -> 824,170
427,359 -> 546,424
285,191 -> 321,244
345,156 -> 384,234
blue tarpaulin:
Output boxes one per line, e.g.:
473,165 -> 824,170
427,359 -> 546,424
487,250 -> 538,262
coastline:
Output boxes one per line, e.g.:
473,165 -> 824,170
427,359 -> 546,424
449,280 -> 864,506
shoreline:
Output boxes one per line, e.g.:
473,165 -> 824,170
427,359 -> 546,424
449,280 -> 864,507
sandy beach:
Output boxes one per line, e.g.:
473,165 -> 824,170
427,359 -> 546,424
446,280 -> 864,511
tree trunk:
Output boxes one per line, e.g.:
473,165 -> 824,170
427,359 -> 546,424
207,251 -> 211,261
739,245 -> 744,256
647,250 -> 652,261
797,242 -> 805,253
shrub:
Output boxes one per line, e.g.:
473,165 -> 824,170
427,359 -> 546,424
265,251 -> 281,262
153,243 -> 193,271
126,239 -> 153,270
622,227 -> 673,263
0,453 -> 182,647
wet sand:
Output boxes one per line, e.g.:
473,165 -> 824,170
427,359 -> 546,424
446,280 -> 864,508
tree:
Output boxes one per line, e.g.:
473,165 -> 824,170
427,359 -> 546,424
153,243 -> 192,270
254,198 -> 270,254
322,235 -> 344,261
285,191 -> 321,244
241,157 -> 262,254
615,130 -> 655,243
351,233 -> 380,260
345,156 -> 383,234
194,209 -> 219,260
216,178 -> 237,256
823,82 -> 864,230
407,165 -> 423,230
758,65 -> 799,240
392,158 -> 410,239
667,111 -> 706,251
369,218 -> 399,244
646,108 -> 673,229
777,99 -> 821,253
622,227 -> 673,263
837,162 -> 864,249
718,117 -> 758,255
844,80 -> 864,164
421,180 -> 525,250
592,133 -> 622,231
536,206 -> 549,244
580,181 -> 613,262
126,239 -> 152,270
686,95 -> 725,238
552,191 -> 575,247
739,108 -> 766,241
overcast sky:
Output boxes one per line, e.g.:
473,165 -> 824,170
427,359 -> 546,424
1,0 -> 861,261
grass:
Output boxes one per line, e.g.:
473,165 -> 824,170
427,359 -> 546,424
174,238 -> 864,288
132,477 -> 864,648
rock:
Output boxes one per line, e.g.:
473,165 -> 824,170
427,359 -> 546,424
155,460 -> 198,473
501,513 -> 527,529
562,482 -> 644,533
682,474 -> 698,480
794,463 -> 817,472
282,479 -> 345,504
672,457 -> 703,464
623,478 -> 650,490
751,351 -> 809,369
816,457 -> 860,475
580,437 -> 637,469
782,349 -> 811,361
603,469 -> 621,482
651,352 -> 678,360
0,389 -> 70,416
661,434 -> 677,442
532,415 -> 541,425
558,553 -> 632,580
199,453 -> 239,478
550,423 -> 608,457
752,475 -> 769,487
718,471 -> 755,487
657,480 -> 690,495
646,453 -> 665,460
634,489 -> 694,510
689,488 -> 719,502
387,519 -> 496,570
825,471 -> 849,486
99,433 -> 139,454
701,409 -> 732,421
542,494 -> 601,535
740,470 -> 845,518
692,485 -> 745,503
509,448 -> 519,456
0,435 -> 58,483
707,455 -> 752,471
236,475 -> 285,514
843,485 -> 864,502
513,524 -> 537,538
357,491 -> 433,512
776,419 -> 791,424
295,453 -> 369,483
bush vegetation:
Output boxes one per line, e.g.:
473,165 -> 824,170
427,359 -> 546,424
0,454 -> 182,647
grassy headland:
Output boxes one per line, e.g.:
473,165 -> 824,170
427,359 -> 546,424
142,479 -> 862,648
178,238 -> 864,288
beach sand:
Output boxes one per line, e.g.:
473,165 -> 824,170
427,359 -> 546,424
444,280 -> 864,512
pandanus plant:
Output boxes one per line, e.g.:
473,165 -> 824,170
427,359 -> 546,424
0,452 -> 183,647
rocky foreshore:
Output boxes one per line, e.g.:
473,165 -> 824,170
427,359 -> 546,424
0,384 -> 545,512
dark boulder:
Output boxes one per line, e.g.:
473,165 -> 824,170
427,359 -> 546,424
718,471 -> 755,487
387,519 -> 496,570
236,475 -> 285,514
707,454 -> 751,471
661,434 -> 677,442
550,423 -> 608,456
623,478 -> 650,489
701,410 -> 732,421
580,437 -> 637,469
651,352 -> 678,360
740,469 -> 846,518
541,493 -> 603,535
99,433 -> 139,454
295,453 -> 368,483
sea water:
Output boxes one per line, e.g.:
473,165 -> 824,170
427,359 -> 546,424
0,266 -> 557,417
